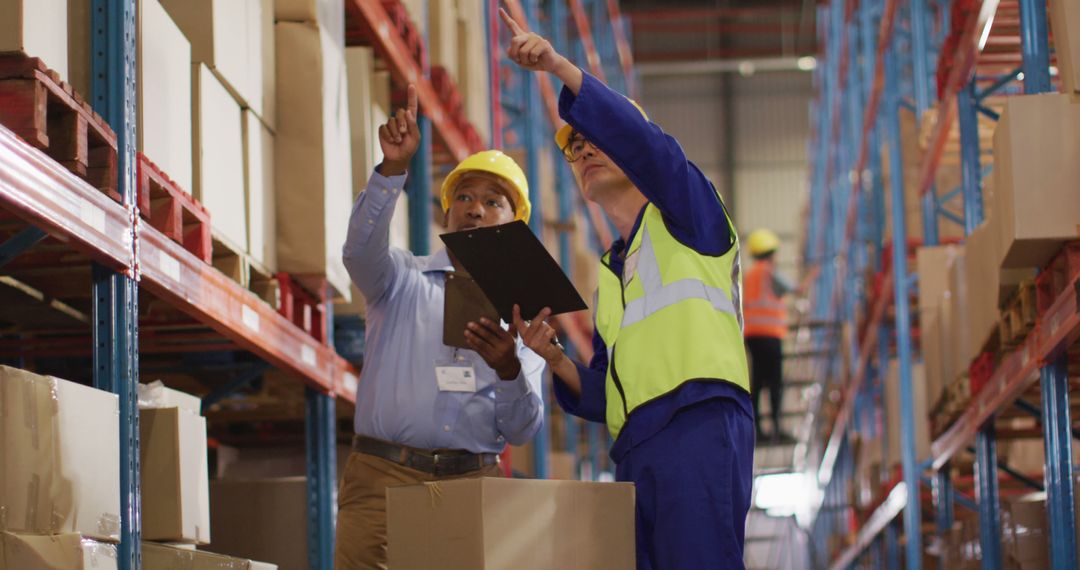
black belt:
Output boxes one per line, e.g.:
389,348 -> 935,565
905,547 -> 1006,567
352,435 -> 498,477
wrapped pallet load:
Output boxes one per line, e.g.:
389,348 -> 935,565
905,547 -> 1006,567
275,13 -> 354,299
0,533 -> 118,570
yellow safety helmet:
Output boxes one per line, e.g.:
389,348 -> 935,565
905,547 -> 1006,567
440,150 -> 531,223
554,98 -> 649,151
747,229 -> 781,257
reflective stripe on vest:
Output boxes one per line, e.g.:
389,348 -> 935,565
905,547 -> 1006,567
595,205 -> 750,438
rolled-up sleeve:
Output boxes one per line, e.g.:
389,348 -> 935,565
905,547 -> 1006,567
342,170 -> 409,304
553,331 -> 608,423
494,344 -> 547,445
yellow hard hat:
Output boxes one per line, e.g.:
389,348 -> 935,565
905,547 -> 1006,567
440,150 -> 531,223
554,98 -> 649,151
747,229 -> 781,257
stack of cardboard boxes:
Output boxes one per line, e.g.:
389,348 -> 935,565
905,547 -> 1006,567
0,366 -> 121,569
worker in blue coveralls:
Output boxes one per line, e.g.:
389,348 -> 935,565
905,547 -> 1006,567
501,9 -> 754,569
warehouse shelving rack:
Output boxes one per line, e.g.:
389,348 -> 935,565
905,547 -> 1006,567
805,0 -> 1077,568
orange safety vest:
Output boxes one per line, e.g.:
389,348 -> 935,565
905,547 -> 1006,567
743,260 -> 788,339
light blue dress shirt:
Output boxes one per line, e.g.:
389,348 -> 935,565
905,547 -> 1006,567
342,170 -> 546,454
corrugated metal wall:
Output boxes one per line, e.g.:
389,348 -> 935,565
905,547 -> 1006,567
642,71 -> 812,273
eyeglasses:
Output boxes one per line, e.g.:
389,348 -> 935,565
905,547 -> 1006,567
561,132 -> 597,163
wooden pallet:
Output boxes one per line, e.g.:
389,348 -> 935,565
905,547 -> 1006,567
275,273 -> 327,344
137,153 -> 212,264
999,279 -> 1037,350
931,373 -> 971,438
1036,242 -> 1080,315
0,54 -> 118,200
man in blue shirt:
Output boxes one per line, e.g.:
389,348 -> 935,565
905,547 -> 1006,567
502,11 -> 754,569
335,86 -> 547,570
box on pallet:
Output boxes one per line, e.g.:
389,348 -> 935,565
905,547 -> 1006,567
160,0 -> 272,122
992,93 -> 1080,270
0,532 -> 118,570
0,366 -> 121,542
883,360 -> 929,468
1050,0 -> 1080,94
274,0 -> 345,49
137,0 -> 193,193
275,20 -> 353,299
0,0 -> 68,80
427,0 -> 460,79
192,62 -> 248,253
457,0 -> 491,144
142,542 -> 277,570
961,218 -> 1002,363
140,407 -> 211,544
208,477 -> 307,570
244,109 -> 277,271
1001,494 -> 1049,570
916,245 -> 961,405
388,478 -> 636,570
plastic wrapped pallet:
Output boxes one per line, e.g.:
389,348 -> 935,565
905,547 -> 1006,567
244,109 -> 277,271
275,21 -> 353,298
0,366 -> 121,542
0,532 -> 118,570
138,0 -> 194,192
992,93 -> 1080,269
192,62 -> 248,253
0,0 -> 68,80
160,0 -> 267,119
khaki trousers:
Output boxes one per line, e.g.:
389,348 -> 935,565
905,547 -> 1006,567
334,451 -> 502,570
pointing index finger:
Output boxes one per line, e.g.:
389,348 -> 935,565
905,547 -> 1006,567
406,84 -> 418,117
499,7 -> 525,35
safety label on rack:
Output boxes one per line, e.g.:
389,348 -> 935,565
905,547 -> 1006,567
159,251 -> 181,282
241,305 -> 260,332
302,345 -> 317,367
79,201 -> 106,234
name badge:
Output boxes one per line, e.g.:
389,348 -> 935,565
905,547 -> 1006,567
435,366 -> 477,392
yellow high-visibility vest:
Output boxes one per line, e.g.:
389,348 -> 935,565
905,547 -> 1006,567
595,203 -> 750,438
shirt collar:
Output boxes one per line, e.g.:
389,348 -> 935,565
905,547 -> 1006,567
419,248 -> 455,273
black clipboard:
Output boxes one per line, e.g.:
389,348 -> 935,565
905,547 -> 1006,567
440,221 -> 588,323
443,272 -> 500,349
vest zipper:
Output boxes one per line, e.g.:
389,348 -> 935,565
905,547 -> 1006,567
601,255 -> 631,421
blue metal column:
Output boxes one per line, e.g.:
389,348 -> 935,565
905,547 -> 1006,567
933,466 -> 955,570
306,287 -> 338,570
1041,355 -> 1077,569
956,83 -> 983,234
91,1 -> 140,568
883,37 -> 923,570
975,424 -> 1003,569
1018,0 -> 1052,93
408,0 -> 433,256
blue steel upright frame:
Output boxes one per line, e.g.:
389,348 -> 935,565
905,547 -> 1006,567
91,1 -> 141,568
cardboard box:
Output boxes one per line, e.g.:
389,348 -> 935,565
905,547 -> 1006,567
992,93 -> 1080,269
140,407 -> 211,544
387,478 -> 636,570
208,478 -> 307,570
259,0 -> 276,130
192,62 -> 248,252
0,0 -> 68,80
884,360 -> 930,467
961,218 -> 1002,361
0,366 -> 121,542
548,451 -> 577,480
1051,0 -> 1080,94
1002,494 -> 1049,570
916,245 -> 961,317
274,21 -> 353,298
136,0 -> 194,193
0,533 -> 118,570
273,0 -> 345,49
428,0 -> 460,79
456,0 -> 491,144
142,542 -> 274,570
922,307 -> 947,409
160,0 -> 264,116
243,109 -> 277,271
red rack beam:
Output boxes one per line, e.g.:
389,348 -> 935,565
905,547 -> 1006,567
345,0 -> 481,162
606,0 -> 636,97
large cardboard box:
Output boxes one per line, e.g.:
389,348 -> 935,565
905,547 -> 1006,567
1051,0 -> 1080,94
259,0 -> 276,129
387,478 -> 636,570
946,249 -> 970,377
0,533 -> 118,570
192,62 -> 248,252
428,0 -> 460,79
961,218 -> 1002,362
916,245 -> 961,317
138,380 -> 202,414
0,0 -> 68,80
275,21 -> 353,298
884,360 -> 930,467
922,307 -> 947,408
273,0 -> 345,49
992,93 -> 1080,269
142,542 -> 275,570
244,109 -> 277,271
456,0 -> 491,144
160,0 -> 265,117
1002,494 -> 1049,570
140,407 -> 211,544
208,478 -> 307,570
138,0 -> 193,193
0,366 -> 121,542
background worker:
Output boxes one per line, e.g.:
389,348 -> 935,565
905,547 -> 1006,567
336,85 -> 547,570
501,10 -> 754,569
743,229 -> 795,444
